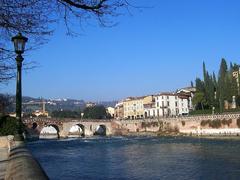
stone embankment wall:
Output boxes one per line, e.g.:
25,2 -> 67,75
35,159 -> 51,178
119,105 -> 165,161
0,136 -> 48,180
114,114 -> 240,136
5,145 -> 49,180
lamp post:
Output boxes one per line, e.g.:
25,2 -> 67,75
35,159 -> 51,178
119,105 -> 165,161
212,87 -> 217,115
12,33 -> 28,139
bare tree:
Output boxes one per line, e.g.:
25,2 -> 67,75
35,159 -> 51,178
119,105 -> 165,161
0,0 -> 131,82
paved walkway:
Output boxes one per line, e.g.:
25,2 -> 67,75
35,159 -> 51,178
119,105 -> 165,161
0,147 -> 8,180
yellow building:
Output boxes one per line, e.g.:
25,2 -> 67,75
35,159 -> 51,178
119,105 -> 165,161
32,110 -> 49,117
123,95 -> 154,120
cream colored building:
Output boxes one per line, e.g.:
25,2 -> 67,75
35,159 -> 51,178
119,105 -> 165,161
123,95 -> 154,119
106,107 -> 115,118
32,110 -> 49,117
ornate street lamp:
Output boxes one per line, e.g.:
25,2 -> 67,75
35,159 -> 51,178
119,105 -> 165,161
12,33 -> 28,139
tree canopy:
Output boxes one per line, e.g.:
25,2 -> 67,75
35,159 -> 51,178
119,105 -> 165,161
83,105 -> 110,119
51,110 -> 81,118
192,59 -> 240,112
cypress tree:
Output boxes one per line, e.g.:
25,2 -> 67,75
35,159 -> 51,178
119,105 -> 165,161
218,58 -> 228,112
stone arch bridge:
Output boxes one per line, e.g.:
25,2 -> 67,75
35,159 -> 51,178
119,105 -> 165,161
23,113 -> 240,139
23,118 -> 115,139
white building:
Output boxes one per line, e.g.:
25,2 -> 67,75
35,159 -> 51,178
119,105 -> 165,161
144,92 -> 189,118
106,107 -> 115,118
177,87 -> 196,111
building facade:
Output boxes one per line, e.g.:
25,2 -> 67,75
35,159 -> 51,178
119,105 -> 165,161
233,68 -> 240,95
116,87 -> 194,120
144,93 -> 189,118
106,107 -> 115,118
177,87 -> 196,111
123,95 -> 154,119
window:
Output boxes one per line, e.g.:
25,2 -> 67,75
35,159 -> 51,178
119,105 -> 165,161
157,102 -> 159,107
167,101 -> 170,106
167,96 -> 169,99
175,102 -> 178,107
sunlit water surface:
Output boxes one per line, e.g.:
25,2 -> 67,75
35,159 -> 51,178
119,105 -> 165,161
27,136 -> 240,180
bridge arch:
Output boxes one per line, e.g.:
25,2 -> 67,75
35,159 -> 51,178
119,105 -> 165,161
68,124 -> 85,137
40,124 -> 60,139
94,124 -> 107,136
32,122 -> 38,130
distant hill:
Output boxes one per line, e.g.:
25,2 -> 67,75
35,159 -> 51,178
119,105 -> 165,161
96,101 -> 117,108
1,94 -> 117,113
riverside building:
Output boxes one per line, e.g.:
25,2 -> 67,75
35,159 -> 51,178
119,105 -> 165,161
117,87 -> 195,120
144,92 -> 189,118
233,68 -> 240,95
123,95 -> 154,120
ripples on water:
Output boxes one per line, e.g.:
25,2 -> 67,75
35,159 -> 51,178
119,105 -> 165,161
27,136 -> 240,180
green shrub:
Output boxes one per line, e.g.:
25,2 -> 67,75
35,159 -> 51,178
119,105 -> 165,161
152,122 -> 159,127
181,121 -> 185,126
237,118 -> 240,128
142,122 -> 159,128
201,119 -> 232,128
201,120 -> 211,127
209,119 -> 222,128
222,119 -> 232,127
189,109 -> 215,115
0,116 -> 24,136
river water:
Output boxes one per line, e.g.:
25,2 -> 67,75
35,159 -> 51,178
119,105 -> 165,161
27,136 -> 240,180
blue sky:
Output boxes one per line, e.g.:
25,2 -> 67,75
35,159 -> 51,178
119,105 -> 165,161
1,0 -> 240,101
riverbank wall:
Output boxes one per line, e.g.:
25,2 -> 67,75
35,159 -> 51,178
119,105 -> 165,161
113,114 -> 240,136
0,136 -> 48,180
